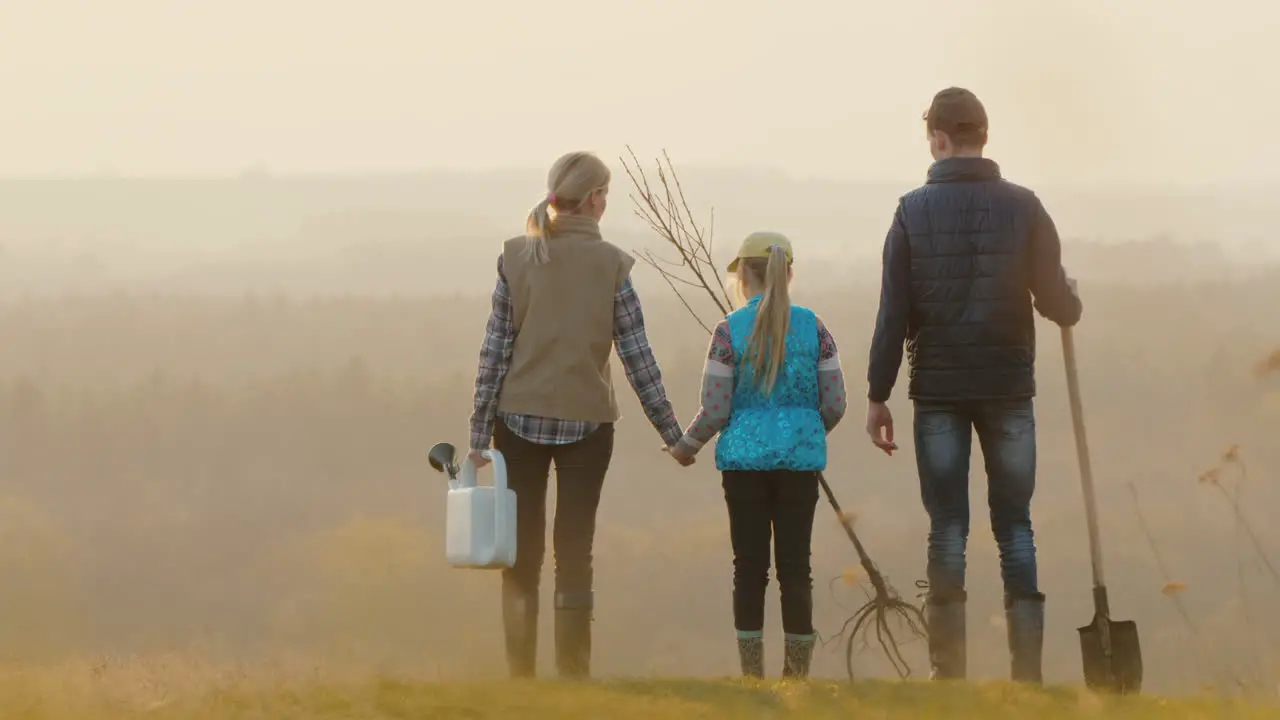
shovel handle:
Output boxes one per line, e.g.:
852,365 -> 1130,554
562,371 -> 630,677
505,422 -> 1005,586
1062,326 -> 1107,591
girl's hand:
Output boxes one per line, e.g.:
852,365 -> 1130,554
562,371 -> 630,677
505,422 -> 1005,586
468,450 -> 491,469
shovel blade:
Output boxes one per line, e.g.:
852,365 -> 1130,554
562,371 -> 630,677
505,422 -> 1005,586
1078,617 -> 1142,693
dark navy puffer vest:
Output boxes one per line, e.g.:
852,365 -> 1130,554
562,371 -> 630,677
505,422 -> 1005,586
901,157 -> 1041,401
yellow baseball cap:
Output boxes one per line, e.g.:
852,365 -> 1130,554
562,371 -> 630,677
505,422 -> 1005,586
727,231 -> 794,273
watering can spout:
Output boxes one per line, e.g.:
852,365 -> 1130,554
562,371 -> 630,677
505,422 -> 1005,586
429,442 -> 459,478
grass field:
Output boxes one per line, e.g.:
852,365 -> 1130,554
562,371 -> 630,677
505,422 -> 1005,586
4,663 -> 1280,720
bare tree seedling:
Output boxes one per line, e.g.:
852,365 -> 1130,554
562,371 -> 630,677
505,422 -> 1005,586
620,146 -> 734,332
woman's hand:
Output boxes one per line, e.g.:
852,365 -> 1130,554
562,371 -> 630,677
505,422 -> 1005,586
468,450 -> 491,469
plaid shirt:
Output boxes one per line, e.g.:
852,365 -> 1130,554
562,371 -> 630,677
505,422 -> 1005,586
469,255 -> 682,451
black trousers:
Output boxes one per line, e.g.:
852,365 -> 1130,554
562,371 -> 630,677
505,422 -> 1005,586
722,470 -> 820,635
495,422 -> 614,600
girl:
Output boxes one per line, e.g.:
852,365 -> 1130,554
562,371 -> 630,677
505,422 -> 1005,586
469,151 -> 684,679
668,232 -> 847,679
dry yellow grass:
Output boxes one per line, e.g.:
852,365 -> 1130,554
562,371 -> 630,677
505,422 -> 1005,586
1,659 -> 1278,719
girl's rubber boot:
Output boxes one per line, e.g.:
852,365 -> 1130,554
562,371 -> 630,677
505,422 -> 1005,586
737,631 -> 764,678
554,590 -> 593,680
782,633 -> 816,678
1005,593 -> 1046,685
925,591 -> 967,680
501,578 -> 538,679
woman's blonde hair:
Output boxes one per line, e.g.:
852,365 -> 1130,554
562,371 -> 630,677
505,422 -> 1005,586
523,151 -> 611,264
738,243 -> 792,395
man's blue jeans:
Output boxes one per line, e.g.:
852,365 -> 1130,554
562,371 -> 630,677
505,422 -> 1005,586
913,399 -> 1039,601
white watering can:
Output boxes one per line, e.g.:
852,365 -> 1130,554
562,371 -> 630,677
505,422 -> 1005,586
428,442 -> 517,569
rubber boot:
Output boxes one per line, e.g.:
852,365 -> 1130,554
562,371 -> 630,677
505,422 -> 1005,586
1005,593 -> 1045,685
501,578 -> 538,679
925,591 -> 967,680
736,631 -> 764,678
554,590 -> 593,680
782,633 -> 816,679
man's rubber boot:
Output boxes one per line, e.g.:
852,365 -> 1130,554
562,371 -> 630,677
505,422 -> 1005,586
736,631 -> 764,678
501,578 -> 538,679
554,590 -> 593,680
1006,593 -> 1046,685
925,591 -> 967,680
782,633 -> 816,679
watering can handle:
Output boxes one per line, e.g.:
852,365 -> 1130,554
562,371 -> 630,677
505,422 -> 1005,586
458,449 -> 508,492
482,449 -> 507,492
1062,326 -> 1107,591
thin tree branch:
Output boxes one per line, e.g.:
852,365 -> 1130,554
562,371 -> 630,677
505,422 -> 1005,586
620,146 -> 733,332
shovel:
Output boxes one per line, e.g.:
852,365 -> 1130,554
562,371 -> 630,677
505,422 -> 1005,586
1062,325 -> 1143,693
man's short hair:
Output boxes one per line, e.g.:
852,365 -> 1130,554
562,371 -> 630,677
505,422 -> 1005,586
924,87 -> 988,148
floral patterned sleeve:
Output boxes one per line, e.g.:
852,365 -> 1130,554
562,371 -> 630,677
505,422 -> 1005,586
674,320 -> 735,457
816,317 -> 847,431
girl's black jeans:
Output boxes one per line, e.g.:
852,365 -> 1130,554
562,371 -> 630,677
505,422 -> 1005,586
722,470 -> 819,635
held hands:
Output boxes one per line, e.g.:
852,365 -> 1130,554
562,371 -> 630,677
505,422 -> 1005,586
865,401 -> 899,456
662,443 -> 697,467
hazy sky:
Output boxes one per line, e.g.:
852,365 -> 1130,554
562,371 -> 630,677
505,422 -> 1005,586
2,0 -> 1276,186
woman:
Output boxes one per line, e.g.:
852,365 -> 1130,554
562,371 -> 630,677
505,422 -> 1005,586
668,232 -> 848,679
468,151 -> 684,680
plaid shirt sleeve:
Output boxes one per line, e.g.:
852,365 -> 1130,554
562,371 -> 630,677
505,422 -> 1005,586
614,279 -> 683,447
469,255 -> 516,451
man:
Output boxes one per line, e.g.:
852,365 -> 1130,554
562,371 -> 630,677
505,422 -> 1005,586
864,87 -> 1082,685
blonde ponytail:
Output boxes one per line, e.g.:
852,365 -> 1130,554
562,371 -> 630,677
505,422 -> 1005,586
521,151 -> 611,265
744,244 -> 792,394
523,197 -> 554,264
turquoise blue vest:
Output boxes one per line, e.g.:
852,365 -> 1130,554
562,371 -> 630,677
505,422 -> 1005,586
714,297 -> 828,472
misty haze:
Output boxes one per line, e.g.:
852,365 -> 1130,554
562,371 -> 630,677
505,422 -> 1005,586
1,0 -> 1279,716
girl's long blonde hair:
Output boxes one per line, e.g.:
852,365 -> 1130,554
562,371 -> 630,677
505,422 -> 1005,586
523,151 -> 611,264
739,243 -> 792,395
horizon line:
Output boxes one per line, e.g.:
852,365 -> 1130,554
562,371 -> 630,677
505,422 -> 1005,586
0,169 -> 1272,195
